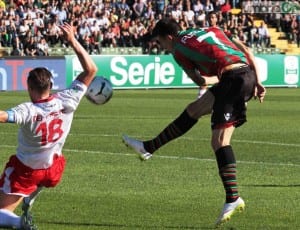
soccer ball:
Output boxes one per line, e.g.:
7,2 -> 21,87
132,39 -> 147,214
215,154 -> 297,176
86,76 -> 113,105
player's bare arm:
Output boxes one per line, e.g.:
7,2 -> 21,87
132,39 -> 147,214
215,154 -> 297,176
202,76 -> 219,85
59,23 -> 97,87
195,70 -> 219,85
184,68 -> 219,86
232,38 -> 266,103
0,111 -> 8,123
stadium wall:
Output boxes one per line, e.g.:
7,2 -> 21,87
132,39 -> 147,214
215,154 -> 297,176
0,54 -> 299,91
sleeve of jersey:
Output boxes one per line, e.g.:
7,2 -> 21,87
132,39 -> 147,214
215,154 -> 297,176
56,80 -> 87,113
7,103 -> 32,125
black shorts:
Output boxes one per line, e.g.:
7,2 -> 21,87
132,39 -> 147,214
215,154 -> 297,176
209,65 -> 257,129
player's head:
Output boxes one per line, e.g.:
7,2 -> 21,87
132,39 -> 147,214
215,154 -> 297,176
27,67 -> 53,96
151,17 -> 181,52
207,11 -> 218,27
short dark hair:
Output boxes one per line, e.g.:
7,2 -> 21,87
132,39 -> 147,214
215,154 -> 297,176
208,11 -> 218,17
27,67 -> 52,93
152,18 -> 182,38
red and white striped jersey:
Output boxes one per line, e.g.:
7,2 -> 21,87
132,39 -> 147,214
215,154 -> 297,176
7,80 -> 87,169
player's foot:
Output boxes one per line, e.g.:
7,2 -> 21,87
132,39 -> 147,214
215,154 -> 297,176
215,197 -> 245,227
122,135 -> 152,160
20,197 -> 38,230
20,211 -> 38,230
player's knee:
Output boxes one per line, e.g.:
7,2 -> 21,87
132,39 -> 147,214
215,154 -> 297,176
211,134 -> 232,152
211,139 -> 221,152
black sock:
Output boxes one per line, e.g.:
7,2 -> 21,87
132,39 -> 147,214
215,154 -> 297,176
215,145 -> 239,203
143,109 -> 198,153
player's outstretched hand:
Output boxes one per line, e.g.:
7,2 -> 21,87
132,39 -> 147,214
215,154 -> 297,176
254,83 -> 266,103
59,23 -> 75,43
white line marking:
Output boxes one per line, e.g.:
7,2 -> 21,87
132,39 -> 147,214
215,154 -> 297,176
2,132 -> 300,148
1,144 -> 298,167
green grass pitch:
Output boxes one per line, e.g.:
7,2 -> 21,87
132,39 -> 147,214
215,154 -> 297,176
0,88 -> 299,229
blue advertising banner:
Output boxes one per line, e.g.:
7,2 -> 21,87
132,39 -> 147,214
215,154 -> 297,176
0,58 -> 66,91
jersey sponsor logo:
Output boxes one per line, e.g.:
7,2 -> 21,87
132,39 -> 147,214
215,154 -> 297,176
32,111 -> 63,122
224,113 -> 231,121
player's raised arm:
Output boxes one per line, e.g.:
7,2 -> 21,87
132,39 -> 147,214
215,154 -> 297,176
59,22 -> 97,87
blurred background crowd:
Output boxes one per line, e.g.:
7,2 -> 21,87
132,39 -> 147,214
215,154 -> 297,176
0,0 -> 299,56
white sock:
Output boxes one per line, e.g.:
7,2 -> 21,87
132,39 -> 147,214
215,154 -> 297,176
0,209 -> 21,228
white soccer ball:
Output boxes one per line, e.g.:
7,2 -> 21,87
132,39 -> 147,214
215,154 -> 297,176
86,76 -> 113,105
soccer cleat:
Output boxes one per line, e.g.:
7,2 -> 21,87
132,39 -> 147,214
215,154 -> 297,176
215,197 -> 245,227
20,212 -> 38,230
20,196 -> 39,230
122,135 -> 152,160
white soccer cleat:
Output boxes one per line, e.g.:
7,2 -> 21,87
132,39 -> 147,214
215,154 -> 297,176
122,135 -> 152,160
215,197 -> 245,227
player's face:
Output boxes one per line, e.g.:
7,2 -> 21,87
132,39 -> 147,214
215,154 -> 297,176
209,14 -> 218,27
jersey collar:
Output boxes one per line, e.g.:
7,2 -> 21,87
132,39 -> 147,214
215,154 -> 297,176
33,95 -> 54,104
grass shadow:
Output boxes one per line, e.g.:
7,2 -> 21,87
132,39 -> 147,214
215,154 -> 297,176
243,184 -> 300,188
